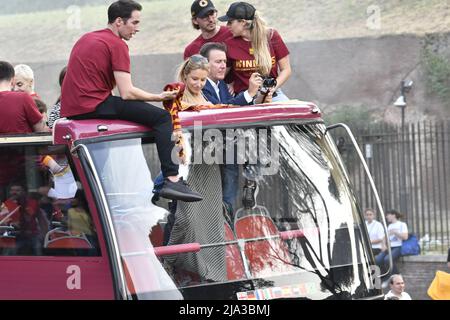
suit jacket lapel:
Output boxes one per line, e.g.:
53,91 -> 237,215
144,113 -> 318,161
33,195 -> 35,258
218,81 -> 230,104
203,80 -> 220,104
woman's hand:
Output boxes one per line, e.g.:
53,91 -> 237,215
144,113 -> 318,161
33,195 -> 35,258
254,87 -> 275,104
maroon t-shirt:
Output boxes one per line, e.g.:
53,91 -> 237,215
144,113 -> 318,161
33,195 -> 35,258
0,91 -> 42,134
184,26 -> 233,60
61,29 -> 131,118
225,29 -> 290,94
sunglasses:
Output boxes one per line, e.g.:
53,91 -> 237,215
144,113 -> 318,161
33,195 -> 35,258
189,54 -> 208,64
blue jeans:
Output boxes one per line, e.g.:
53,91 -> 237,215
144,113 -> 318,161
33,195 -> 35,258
271,89 -> 289,102
221,164 -> 239,210
375,246 -> 402,277
221,162 -> 263,211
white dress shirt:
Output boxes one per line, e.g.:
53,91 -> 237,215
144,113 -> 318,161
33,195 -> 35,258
207,79 -> 253,104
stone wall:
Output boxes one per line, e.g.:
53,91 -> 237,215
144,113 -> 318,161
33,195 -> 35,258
395,255 -> 448,300
27,33 -> 450,122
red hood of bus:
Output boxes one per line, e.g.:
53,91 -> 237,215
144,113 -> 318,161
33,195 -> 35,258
53,101 -> 321,144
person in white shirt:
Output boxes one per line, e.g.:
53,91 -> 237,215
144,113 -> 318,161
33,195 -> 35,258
376,209 -> 408,278
364,208 -> 385,256
384,274 -> 412,300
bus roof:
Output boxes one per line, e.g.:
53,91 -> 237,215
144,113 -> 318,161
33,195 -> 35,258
1,101 -> 321,145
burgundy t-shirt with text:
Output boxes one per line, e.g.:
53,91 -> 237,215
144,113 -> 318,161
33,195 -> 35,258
225,29 -> 289,94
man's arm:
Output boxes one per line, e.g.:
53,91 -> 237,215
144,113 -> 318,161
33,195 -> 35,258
114,71 -> 177,101
372,238 -> 384,244
372,223 -> 386,244
227,73 -> 262,105
32,119 -> 49,132
390,229 -> 408,241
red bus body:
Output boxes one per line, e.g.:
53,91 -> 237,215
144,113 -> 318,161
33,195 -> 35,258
0,101 -> 384,300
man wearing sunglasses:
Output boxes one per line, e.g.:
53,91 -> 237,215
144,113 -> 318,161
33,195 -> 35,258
184,0 -> 233,60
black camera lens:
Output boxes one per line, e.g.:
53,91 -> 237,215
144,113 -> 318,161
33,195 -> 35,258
262,77 -> 277,88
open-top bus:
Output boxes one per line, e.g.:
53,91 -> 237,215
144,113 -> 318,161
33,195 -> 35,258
0,100 -> 390,299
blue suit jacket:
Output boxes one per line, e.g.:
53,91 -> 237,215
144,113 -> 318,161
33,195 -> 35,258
202,80 -> 251,106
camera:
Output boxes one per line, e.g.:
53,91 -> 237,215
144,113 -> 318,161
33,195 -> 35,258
262,77 -> 277,88
259,77 -> 277,95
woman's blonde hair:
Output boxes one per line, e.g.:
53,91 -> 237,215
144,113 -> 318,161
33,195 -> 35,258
177,54 -> 210,82
14,64 -> 35,90
244,11 -> 272,76
176,54 -> 210,104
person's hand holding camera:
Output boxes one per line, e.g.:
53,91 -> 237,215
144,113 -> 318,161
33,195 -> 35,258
248,73 -> 263,97
254,87 -> 275,104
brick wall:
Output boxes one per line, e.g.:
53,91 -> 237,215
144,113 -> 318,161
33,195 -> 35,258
393,255 -> 448,300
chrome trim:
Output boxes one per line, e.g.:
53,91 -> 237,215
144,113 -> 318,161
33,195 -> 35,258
358,294 -> 385,300
72,144 -> 128,300
182,118 -> 322,132
326,123 -> 392,277
0,135 -> 52,144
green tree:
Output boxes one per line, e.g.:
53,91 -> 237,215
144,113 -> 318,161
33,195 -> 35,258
322,105 -> 376,131
422,48 -> 450,108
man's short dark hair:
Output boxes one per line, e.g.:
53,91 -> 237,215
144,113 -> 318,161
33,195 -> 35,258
199,42 -> 227,60
108,0 -> 142,24
59,66 -> 67,87
33,98 -> 47,114
386,209 -> 402,219
389,274 -> 402,285
9,181 -> 26,192
0,61 -> 15,82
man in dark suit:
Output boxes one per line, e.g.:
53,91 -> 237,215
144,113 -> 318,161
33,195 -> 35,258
199,42 -> 261,105
199,42 -> 263,212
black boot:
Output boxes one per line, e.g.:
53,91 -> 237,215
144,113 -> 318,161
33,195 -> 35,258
159,177 -> 203,202
242,179 -> 258,209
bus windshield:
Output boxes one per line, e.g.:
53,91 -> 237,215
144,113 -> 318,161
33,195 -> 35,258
85,123 -> 379,300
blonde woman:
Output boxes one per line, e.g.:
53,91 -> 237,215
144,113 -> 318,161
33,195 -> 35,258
219,2 -> 291,102
14,64 -> 39,98
177,54 -> 213,106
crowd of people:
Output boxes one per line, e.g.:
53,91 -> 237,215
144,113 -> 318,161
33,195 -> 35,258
365,209 -> 409,283
0,0 -> 291,258
364,208 -> 415,299
1,0 -> 449,298
1,0 -> 293,206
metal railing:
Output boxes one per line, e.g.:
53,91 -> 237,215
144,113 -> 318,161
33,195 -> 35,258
333,120 -> 450,254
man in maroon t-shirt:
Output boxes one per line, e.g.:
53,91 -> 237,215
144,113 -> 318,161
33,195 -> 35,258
0,61 -> 47,205
60,0 -> 202,203
184,0 -> 233,60
0,61 -> 47,134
